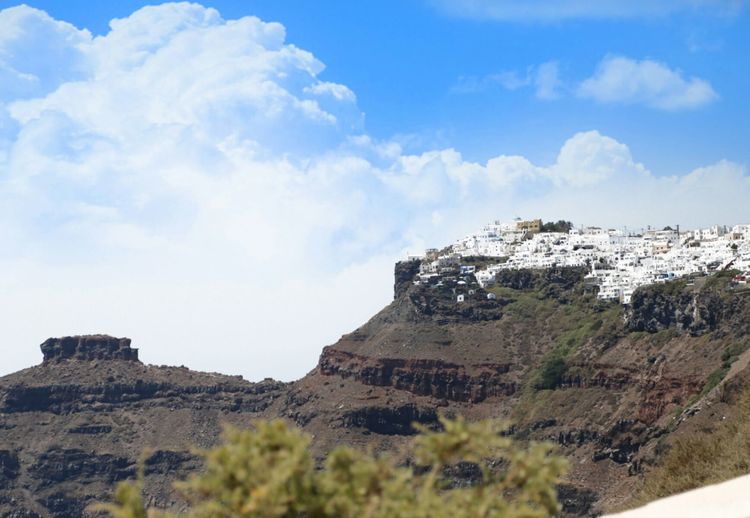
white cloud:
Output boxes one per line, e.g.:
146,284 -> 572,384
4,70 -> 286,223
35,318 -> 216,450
453,61 -> 561,99
304,82 -> 357,102
534,61 -> 561,100
455,56 -> 715,110
547,130 -> 647,186
577,56 -> 718,110
0,6 -> 91,100
431,0 -> 742,21
525,159 -> 750,231
0,4 -> 748,381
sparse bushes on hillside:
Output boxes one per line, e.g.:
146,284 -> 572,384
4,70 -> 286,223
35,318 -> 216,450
536,355 -> 568,390
531,308 -> 621,391
96,416 -> 567,518
635,391 -> 750,505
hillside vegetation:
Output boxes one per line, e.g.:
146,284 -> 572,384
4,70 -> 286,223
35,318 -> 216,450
3,265 -> 750,516
97,417 -> 566,518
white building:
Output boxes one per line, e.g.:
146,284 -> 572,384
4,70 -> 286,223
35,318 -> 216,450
426,219 -> 750,305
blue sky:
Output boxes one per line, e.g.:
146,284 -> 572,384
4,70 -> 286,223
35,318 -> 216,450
0,1 -> 749,380
7,0 -> 750,172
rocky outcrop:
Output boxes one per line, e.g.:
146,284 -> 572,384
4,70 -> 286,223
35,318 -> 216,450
637,376 -> 704,424
143,450 -> 201,475
0,506 -> 42,518
40,335 -> 139,363
29,449 -> 134,489
0,336 -> 290,518
0,451 -> 20,485
532,418 -> 662,473
319,348 -> 515,403
558,484 -> 598,518
67,425 -> 112,435
0,377 -> 283,415
494,267 -> 587,292
37,493 -> 87,518
394,260 -> 421,299
293,265 -> 750,515
408,289 -> 507,322
342,404 -> 439,435
2,448 -> 202,518
393,261 -> 510,323
625,282 -> 728,335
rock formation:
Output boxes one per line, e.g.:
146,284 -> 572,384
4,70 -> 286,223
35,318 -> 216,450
2,265 -> 750,517
283,264 -> 750,515
0,335 -> 287,517
40,335 -> 139,363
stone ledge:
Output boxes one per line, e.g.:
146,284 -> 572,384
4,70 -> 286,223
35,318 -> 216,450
40,335 -> 139,363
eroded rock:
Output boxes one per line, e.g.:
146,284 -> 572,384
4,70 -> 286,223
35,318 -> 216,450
40,335 -> 139,363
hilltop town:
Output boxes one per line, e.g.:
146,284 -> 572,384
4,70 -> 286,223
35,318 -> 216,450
5,223 -> 750,517
412,219 -> 750,304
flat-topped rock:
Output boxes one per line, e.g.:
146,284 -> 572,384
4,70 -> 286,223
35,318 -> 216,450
40,335 -> 139,363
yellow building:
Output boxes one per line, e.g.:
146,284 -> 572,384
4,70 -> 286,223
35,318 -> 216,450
515,218 -> 542,234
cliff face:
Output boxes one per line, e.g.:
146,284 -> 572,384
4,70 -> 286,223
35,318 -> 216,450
0,335 -> 288,517
394,259 -> 421,299
2,267 -> 750,517
40,335 -> 139,363
625,275 -> 750,337
284,264 -> 750,516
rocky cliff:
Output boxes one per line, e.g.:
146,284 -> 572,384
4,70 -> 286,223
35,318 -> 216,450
0,335 -> 287,517
625,274 -> 750,337
2,264 -> 750,517
283,263 -> 750,516
40,336 -> 139,363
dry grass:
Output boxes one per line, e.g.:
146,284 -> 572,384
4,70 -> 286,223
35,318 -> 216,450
634,391 -> 750,505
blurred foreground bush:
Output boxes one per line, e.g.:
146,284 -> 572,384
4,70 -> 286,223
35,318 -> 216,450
95,416 -> 566,518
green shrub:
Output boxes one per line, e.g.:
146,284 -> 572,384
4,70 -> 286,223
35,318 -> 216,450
539,220 -> 573,233
699,366 -> 729,397
96,417 -> 567,518
536,355 -> 568,390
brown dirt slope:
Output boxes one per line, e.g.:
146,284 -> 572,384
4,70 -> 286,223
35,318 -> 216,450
0,336 -> 288,517
2,265 -> 750,517
282,265 -> 750,516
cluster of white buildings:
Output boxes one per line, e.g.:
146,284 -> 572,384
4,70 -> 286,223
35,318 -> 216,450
415,219 -> 750,305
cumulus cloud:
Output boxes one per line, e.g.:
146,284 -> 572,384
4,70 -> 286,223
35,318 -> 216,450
578,56 -> 718,110
431,0 -> 742,22
0,6 -> 91,100
0,4 -> 747,381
